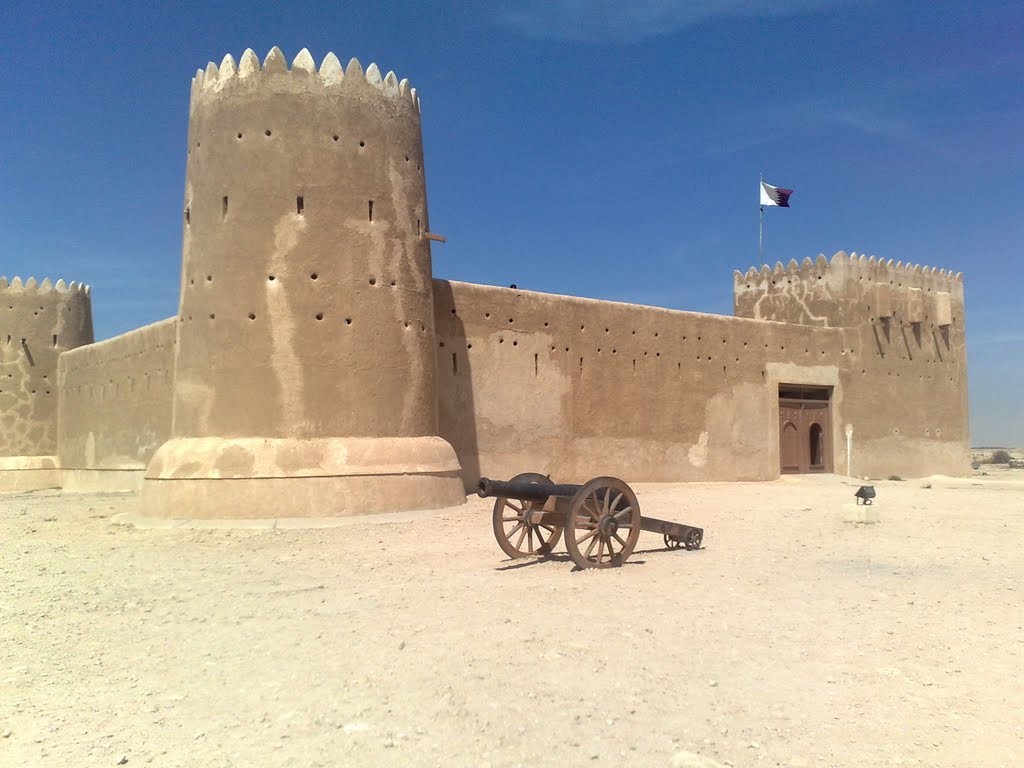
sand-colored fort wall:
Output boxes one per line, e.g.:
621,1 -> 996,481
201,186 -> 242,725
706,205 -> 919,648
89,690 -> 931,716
57,318 -> 176,492
0,277 -> 93,491
734,252 -> 969,477
434,279 -> 852,487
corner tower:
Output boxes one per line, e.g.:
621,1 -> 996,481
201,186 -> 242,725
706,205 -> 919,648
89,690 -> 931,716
0,276 -> 93,491
141,47 -> 464,518
733,252 -> 969,477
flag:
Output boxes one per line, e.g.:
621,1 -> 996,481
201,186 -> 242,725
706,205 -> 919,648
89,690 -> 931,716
760,181 -> 793,208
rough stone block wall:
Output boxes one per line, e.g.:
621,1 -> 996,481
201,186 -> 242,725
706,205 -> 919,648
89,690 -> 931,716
734,252 -> 969,477
433,279 -> 849,488
0,277 -> 93,459
57,318 -> 175,490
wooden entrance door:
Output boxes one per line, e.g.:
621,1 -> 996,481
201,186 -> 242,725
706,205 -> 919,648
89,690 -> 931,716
779,393 -> 832,473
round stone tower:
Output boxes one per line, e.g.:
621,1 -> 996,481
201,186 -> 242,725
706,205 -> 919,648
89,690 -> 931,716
141,47 -> 464,518
0,276 -> 94,491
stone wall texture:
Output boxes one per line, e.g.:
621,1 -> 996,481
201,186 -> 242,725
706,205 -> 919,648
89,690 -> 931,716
434,279 -> 851,487
57,318 -> 175,491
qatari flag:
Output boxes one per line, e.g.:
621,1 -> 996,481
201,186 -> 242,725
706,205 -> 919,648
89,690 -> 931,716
760,181 -> 793,208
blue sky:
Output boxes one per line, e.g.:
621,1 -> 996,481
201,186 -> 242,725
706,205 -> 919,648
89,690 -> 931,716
2,1 -> 1021,445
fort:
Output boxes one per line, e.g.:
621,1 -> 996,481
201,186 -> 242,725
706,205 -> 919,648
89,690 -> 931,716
0,47 -> 970,515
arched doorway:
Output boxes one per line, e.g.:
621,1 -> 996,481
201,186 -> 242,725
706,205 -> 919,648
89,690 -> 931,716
781,421 -> 800,472
778,385 -> 833,473
809,423 -> 824,469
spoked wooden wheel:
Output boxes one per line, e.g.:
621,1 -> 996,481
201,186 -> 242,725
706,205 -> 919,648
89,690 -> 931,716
564,477 -> 641,569
492,472 -> 563,559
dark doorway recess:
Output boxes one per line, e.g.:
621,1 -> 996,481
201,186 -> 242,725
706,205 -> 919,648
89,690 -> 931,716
779,385 -> 833,473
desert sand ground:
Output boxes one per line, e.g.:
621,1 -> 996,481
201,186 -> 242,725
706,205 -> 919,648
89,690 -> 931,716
2,473 -> 1022,768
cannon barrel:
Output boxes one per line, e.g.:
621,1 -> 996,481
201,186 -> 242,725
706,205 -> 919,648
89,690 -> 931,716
477,477 -> 583,502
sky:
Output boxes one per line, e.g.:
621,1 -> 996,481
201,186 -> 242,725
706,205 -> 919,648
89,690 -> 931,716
2,0 -> 1021,445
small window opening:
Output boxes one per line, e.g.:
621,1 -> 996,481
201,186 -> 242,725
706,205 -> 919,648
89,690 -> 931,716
222,196 -> 228,217
297,196 -> 304,215
368,200 -> 374,222
534,354 -> 538,377
452,353 -> 458,374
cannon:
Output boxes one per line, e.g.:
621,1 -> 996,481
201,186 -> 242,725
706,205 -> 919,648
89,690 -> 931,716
477,473 -> 704,570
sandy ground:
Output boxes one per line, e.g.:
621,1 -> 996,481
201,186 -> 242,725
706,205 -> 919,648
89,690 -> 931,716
2,473 -> 1022,768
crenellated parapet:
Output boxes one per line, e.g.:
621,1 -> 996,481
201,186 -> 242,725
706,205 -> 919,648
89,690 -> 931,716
190,47 -> 421,114
733,251 -> 965,328
734,251 -> 962,291
0,276 -> 92,295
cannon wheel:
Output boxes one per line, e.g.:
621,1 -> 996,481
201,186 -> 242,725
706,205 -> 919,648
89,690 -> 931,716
664,534 -> 686,550
683,528 -> 703,551
491,472 -> 564,559
564,477 -> 641,569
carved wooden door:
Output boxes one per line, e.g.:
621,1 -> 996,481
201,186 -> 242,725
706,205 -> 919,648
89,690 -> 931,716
779,398 -> 832,473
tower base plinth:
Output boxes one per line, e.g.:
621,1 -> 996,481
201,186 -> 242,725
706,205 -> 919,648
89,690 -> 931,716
139,436 -> 466,519
0,456 -> 61,493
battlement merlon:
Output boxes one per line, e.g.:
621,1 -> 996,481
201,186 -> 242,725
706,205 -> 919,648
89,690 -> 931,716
733,251 -> 963,291
0,276 -> 91,296
189,47 -> 421,117
733,251 -> 966,328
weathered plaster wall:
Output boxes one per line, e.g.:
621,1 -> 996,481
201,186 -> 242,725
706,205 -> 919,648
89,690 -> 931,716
0,277 -> 93,491
141,47 -> 464,519
734,252 -> 969,477
57,318 -> 175,491
434,279 -> 851,488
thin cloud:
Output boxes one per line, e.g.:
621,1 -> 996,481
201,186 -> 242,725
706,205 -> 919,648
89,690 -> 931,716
496,0 -> 855,43
694,99 -> 921,159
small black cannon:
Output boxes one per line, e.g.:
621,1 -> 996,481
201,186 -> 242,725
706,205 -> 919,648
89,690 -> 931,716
477,473 -> 704,570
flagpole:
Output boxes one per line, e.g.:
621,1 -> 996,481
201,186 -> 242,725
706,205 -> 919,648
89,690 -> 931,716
759,171 -> 765,263
759,206 -> 764,263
